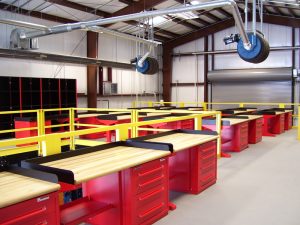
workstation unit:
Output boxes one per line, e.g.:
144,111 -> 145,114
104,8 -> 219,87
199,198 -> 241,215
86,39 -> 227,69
0,166 -> 60,225
129,130 -> 218,195
22,141 -> 173,225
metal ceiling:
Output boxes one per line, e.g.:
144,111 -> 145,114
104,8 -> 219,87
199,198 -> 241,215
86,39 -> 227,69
0,0 -> 299,42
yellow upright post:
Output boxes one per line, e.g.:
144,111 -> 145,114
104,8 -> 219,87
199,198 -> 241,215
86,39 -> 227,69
202,102 -> 208,111
279,103 -> 285,109
298,106 -> 300,140
215,112 -> 222,158
41,134 -> 61,156
132,101 -> 136,108
179,102 -> 185,108
239,103 -> 244,108
148,102 -> 153,107
116,126 -> 129,141
69,108 -> 75,150
194,115 -> 202,130
131,110 -> 138,138
37,110 -> 45,155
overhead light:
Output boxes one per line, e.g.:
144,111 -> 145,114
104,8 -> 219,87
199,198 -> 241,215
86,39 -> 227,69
190,1 -> 200,5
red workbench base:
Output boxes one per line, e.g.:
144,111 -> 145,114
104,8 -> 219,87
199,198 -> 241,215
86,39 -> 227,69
248,118 -> 263,144
203,122 -> 248,154
60,157 -> 170,225
0,192 -> 60,225
284,112 -> 293,130
169,140 -> 217,195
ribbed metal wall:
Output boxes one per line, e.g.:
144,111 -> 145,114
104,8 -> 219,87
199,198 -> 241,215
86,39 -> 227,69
208,68 -> 293,109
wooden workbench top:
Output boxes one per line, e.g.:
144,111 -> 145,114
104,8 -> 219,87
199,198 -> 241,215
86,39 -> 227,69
77,113 -> 105,118
0,171 -> 60,209
143,112 -> 171,117
222,118 -> 251,125
241,115 -> 263,120
145,132 -> 218,152
42,146 -> 169,184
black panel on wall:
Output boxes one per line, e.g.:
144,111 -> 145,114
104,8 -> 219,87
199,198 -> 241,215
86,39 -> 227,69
60,79 -> 77,108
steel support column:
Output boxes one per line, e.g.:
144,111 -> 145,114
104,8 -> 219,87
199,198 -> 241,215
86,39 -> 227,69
87,31 -> 98,108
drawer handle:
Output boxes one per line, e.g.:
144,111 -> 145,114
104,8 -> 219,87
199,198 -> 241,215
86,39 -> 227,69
2,207 -> 47,225
139,175 -> 164,188
36,221 -> 48,225
139,203 -> 164,218
139,187 -> 164,201
138,166 -> 164,177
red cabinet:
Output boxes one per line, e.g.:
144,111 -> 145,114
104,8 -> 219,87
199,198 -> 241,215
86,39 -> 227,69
0,192 -> 60,225
284,112 -> 293,130
270,114 -> 285,134
248,118 -> 263,144
169,140 -> 217,194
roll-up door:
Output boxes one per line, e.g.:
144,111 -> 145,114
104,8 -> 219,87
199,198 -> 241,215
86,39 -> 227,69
208,68 -> 292,109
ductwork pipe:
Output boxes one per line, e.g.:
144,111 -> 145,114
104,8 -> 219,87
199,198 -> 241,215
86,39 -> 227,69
20,0 -> 251,50
1,18 -> 161,46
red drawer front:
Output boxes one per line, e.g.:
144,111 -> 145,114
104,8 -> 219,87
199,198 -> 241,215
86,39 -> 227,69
190,141 -> 217,194
132,158 -> 168,195
133,186 -> 168,225
123,158 -> 169,225
239,123 -> 249,149
285,112 -> 293,130
248,119 -> 263,144
0,192 -> 59,225
180,119 -> 194,129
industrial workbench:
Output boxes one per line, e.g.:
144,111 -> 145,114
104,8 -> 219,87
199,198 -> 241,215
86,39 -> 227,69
129,130 -> 218,195
22,141 -> 173,225
0,168 -> 60,225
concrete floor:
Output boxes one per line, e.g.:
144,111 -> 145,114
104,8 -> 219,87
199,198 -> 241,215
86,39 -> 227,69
156,129 -> 300,225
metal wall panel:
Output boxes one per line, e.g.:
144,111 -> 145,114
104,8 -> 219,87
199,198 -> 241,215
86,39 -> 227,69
210,81 -> 292,109
208,68 -> 292,82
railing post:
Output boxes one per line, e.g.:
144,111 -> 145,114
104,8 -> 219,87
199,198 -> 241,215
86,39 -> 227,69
298,106 -> 300,140
279,103 -> 285,108
148,101 -> 153,107
132,101 -> 136,108
116,126 -> 129,141
69,108 -> 75,150
239,103 -> 244,108
202,102 -> 207,111
131,110 -> 138,138
37,109 -> 45,155
194,115 -> 202,130
179,102 -> 185,108
216,112 -> 222,158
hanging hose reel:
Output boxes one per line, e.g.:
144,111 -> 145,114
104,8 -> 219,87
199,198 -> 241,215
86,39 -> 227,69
237,31 -> 270,63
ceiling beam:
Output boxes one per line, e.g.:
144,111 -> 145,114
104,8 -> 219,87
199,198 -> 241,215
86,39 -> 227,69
46,0 -> 110,17
215,8 -> 232,18
0,2 -> 76,23
285,4 -> 297,18
268,2 -> 284,16
118,0 -> 135,5
166,15 -> 200,30
198,10 -> 222,22
165,13 -> 300,49
110,0 -> 167,17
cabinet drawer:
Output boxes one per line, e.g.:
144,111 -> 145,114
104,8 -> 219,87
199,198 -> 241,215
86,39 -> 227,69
132,158 -> 168,195
0,192 -> 59,225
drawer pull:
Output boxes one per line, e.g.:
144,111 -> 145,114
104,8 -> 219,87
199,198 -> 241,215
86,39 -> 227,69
36,221 -> 48,225
139,187 -> 164,201
2,207 -> 47,225
138,166 -> 164,177
139,175 -> 164,188
37,196 -> 50,202
139,203 -> 164,218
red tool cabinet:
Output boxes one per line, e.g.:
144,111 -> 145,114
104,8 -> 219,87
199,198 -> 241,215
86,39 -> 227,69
269,114 -> 285,134
0,192 -> 60,225
202,120 -> 249,153
248,118 -> 263,144
169,140 -> 217,194
284,112 -> 293,130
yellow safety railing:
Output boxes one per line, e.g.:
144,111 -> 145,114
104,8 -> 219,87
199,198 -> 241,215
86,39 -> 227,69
133,101 -> 299,126
0,108 -> 221,157
298,106 -> 300,140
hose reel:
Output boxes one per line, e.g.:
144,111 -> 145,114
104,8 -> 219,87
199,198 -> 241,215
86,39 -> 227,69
237,31 -> 270,64
133,56 -> 159,75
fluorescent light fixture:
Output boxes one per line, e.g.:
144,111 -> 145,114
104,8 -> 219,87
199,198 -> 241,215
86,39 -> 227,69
170,11 -> 199,20
190,1 -> 200,5
144,16 -> 168,27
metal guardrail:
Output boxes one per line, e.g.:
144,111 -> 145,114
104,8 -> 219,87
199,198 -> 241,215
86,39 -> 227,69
0,108 -> 222,157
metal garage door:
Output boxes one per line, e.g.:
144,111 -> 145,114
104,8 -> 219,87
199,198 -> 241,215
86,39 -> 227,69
208,68 -> 292,109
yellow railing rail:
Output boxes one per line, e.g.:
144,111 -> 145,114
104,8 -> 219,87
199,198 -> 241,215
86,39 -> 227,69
0,108 -> 221,157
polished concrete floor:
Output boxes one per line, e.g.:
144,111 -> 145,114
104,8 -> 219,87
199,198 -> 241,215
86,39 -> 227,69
157,129 -> 300,225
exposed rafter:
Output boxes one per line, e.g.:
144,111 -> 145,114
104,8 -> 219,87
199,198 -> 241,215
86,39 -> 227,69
46,0 -> 110,17
198,10 -> 222,22
166,15 -> 200,30
268,2 -> 284,16
215,8 -> 232,17
0,2 -> 76,24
